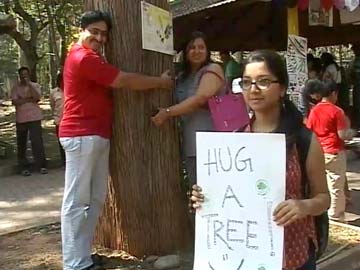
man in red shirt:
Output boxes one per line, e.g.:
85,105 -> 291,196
60,11 -> 172,270
306,80 -> 354,222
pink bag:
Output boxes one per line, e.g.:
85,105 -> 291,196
208,91 -> 249,132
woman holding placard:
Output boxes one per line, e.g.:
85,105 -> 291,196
191,50 -> 330,270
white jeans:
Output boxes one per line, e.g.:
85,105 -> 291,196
325,151 -> 346,220
60,135 -> 110,270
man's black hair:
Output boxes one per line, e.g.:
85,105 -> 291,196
18,66 -> 30,75
80,10 -> 112,31
309,58 -> 322,75
321,79 -> 338,98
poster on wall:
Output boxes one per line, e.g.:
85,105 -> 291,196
194,132 -> 286,270
286,35 -> 308,107
308,0 -> 333,27
141,1 -> 174,55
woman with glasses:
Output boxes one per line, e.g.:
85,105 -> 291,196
151,31 -> 225,208
190,50 -> 330,270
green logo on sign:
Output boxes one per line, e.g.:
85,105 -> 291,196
258,265 -> 267,270
256,179 -> 269,196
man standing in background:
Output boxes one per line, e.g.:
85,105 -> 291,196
11,67 -> 47,176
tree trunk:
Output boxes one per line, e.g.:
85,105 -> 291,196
84,0 -> 191,257
22,47 -> 38,82
46,0 -> 60,88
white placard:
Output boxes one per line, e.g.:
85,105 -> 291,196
141,1 -> 174,55
194,132 -> 286,270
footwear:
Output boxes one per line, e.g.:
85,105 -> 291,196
21,169 -> 31,176
82,264 -> 104,270
40,168 -> 48,174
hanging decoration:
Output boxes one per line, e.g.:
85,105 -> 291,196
333,0 -> 346,9
344,0 -> 360,11
309,0 -> 333,27
321,0 -> 334,10
288,0 -> 359,11
297,0 -> 310,10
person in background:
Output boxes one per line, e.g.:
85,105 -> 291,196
11,67 -> 48,176
151,31 -> 225,226
60,10 -> 173,270
308,57 -> 322,80
349,43 -> 360,129
321,53 -> 341,83
307,53 -> 315,72
321,52 -> 349,113
50,71 -> 65,165
306,79 -> 355,222
299,59 -> 323,118
191,50 -> 329,270
219,50 -> 241,83
299,79 -> 323,119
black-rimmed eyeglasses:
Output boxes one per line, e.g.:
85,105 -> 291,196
240,78 -> 279,91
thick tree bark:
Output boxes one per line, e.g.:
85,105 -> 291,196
84,0 -> 191,257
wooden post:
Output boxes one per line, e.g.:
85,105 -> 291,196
84,0 -> 191,257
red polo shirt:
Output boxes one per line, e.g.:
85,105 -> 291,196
306,101 -> 347,154
59,44 -> 119,139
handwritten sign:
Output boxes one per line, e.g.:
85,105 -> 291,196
194,132 -> 286,270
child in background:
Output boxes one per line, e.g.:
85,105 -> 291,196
306,79 -> 355,221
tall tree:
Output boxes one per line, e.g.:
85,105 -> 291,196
84,0 -> 191,257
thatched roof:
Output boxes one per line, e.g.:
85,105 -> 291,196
172,0 -> 287,51
171,0 -> 360,50
171,0 -> 238,18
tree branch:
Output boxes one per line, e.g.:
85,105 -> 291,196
12,0 -> 36,29
7,28 -> 28,51
12,0 -> 39,42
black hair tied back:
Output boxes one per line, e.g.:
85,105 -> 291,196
275,96 -> 305,148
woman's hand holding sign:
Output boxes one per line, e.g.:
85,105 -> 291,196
190,185 -> 204,210
273,199 -> 308,227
